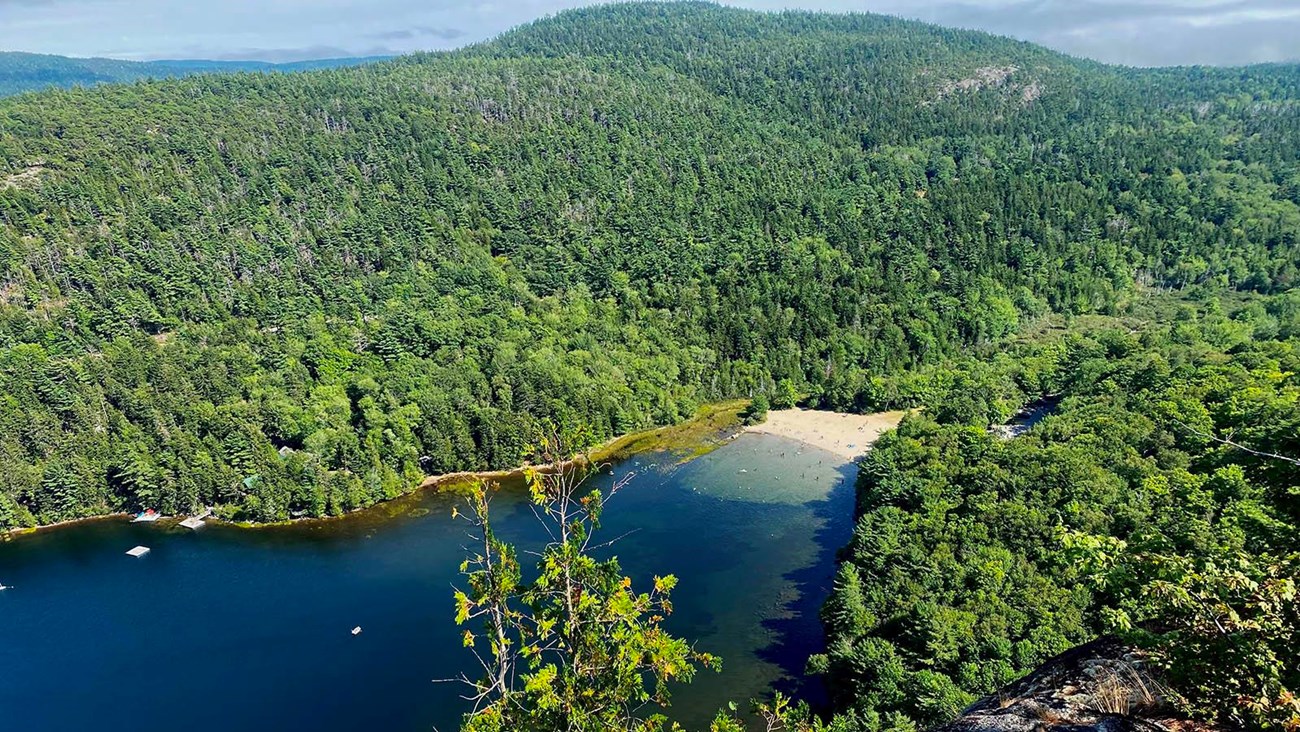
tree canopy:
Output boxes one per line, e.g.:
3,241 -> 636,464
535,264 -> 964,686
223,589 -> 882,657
816,292 -> 1300,731
0,2 -> 1297,539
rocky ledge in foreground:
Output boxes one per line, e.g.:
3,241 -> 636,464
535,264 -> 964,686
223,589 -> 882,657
934,638 -> 1208,732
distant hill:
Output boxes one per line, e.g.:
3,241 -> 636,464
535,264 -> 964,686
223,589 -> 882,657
0,52 -> 389,96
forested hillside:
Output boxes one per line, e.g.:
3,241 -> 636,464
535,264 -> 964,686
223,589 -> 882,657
0,52 -> 385,97
1,2 -> 1298,529
817,291 -> 1300,731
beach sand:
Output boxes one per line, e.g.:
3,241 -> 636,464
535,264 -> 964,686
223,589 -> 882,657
744,408 -> 909,461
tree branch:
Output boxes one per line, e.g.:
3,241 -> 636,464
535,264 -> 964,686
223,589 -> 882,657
1174,420 -> 1300,466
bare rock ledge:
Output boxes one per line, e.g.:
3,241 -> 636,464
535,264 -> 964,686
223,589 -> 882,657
933,638 -> 1208,732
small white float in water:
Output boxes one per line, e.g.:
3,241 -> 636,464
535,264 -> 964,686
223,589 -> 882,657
126,546 -> 151,557
351,626 -> 363,636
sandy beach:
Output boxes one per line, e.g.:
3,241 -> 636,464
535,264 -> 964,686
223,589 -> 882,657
744,408 -> 909,461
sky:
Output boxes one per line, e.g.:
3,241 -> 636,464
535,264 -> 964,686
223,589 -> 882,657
0,0 -> 1297,68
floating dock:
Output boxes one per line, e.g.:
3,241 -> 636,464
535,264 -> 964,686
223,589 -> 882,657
132,511 -> 162,523
126,546 -> 151,557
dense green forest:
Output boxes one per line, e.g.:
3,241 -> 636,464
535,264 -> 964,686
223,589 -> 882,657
1,2 -> 1298,536
2,3 -> 1299,731
815,290 -> 1300,731
0,52 -> 386,97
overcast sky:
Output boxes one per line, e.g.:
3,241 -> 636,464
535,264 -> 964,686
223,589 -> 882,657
0,0 -> 1297,68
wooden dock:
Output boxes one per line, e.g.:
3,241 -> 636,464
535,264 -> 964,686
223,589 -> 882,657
179,508 -> 213,530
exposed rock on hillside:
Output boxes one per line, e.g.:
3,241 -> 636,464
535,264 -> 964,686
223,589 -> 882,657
1,164 -> 45,190
934,638 -> 1205,732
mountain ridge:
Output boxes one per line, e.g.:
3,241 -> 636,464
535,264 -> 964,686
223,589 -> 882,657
0,50 -> 389,97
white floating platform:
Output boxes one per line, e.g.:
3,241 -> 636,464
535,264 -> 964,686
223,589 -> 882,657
132,512 -> 162,523
179,517 -> 206,530
126,546 -> 151,557
351,626 -> 362,636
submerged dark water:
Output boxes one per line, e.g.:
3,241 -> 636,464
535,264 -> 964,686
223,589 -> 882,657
0,433 -> 855,731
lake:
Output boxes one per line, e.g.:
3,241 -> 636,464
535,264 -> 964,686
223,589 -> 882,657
0,432 -> 855,731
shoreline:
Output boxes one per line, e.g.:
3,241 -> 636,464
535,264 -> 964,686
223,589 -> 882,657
3,400 -> 750,539
417,398 -> 752,494
3,512 -> 133,540
744,408 -> 910,461
3,403 -> 909,539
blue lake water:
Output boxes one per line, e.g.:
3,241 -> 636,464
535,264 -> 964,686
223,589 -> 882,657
0,433 -> 855,731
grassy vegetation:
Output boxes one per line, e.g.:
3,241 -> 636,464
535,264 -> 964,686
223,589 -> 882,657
592,400 -> 749,464
411,399 -> 749,498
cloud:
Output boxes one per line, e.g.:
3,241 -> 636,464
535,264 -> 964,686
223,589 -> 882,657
0,0 -> 1295,66
370,25 -> 465,42
849,0 -> 1300,64
1177,4 -> 1300,28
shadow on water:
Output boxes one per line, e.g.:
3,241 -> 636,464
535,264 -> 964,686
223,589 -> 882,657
754,460 -> 858,713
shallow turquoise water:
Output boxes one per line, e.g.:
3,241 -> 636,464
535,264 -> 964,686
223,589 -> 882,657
0,433 -> 855,731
